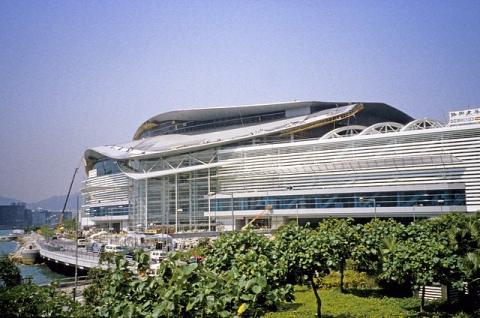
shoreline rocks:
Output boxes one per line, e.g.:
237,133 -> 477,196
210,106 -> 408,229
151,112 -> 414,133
9,233 -> 40,265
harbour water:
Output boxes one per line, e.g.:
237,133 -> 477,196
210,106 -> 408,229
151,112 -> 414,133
0,230 -> 66,285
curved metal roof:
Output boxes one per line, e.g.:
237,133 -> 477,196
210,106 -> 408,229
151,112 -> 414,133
133,101 -> 413,140
85,101 -> 414,171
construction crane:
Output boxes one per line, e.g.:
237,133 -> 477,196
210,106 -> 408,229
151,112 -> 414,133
241,205 -> 273,231
56,167 -> 79,234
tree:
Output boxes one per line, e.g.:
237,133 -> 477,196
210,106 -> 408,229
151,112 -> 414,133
62,218 -> 77,239
274,223 -> 329,317
352,219 -> 405,276
204,229 -> 272,272
382,221 -> 460,312
317,218 -> 359,292
39,224 -> 54,240
449,213 -> 480,307
0,256 -> 21,288
205,230 -> 293,316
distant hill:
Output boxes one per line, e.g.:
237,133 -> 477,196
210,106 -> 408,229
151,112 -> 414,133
27,193 -> 80,211
0,195 -> 21,205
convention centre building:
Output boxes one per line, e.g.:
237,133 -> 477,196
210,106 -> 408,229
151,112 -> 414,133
81,101 -> 480,232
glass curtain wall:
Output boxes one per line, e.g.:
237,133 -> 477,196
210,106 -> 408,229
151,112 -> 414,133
211,189 -> 466,212
128,167 -> 218,232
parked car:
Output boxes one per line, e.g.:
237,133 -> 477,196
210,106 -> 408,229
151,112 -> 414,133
104,244 -> 126,254
93,242 -> 104,253
87,241 -> 104,253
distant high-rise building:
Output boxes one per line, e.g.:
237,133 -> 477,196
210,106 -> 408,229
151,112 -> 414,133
0,203 -> 32,229
30,209 -> 73,227
31,209 -> 48,226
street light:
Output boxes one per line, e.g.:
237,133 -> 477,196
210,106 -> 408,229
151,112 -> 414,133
73,195 -> 79,301
230,193 -> 235,231
286,186 -> 298,225
176,209 -> 183,233
296,202 -> 299,226
437,199 -> 445,213
359,197 -> 377,219
207,192 -> 216,232
412,203 -> 423,222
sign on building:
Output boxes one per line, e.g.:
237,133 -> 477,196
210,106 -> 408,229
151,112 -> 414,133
449,108 -> 480,126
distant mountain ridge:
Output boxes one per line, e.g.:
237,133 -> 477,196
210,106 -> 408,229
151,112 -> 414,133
28,193 -> 80,211
0,193 -> 80,211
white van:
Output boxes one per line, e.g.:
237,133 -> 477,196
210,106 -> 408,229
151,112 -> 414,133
77,238 -> 86,248
104,244 -> 126,254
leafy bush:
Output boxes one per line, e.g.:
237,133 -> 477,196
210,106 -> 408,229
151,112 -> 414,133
84,244 -> 293,318
205,230 -> 294,316
0,256 -> 21,288
204,230 -> 273,272
85,252 -> 228,317
352,219 -> 405,275
0,283 -> 88,317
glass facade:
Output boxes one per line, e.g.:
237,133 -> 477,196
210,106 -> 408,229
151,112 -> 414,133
128,168 -> 218,231
211,189 -> 466,211
139,111 -> 286,139
94,159 -> 121,176
85,204 -> 130,217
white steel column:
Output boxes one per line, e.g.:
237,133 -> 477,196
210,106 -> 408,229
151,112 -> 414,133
231,193 -> 235,231
207,168 -> 211,231
175,173 -> 178,233
144,179 -> 148,230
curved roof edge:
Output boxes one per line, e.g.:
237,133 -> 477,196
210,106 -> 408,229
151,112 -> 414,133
85,103 -> 364,170
133,100 -> 413,140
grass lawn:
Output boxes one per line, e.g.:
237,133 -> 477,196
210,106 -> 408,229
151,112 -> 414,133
264,286 -> 419,318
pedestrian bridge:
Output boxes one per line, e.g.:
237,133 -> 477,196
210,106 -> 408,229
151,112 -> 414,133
36,241 -> 108,270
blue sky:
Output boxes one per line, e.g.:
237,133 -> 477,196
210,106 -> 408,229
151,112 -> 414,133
1,1 -> 479,202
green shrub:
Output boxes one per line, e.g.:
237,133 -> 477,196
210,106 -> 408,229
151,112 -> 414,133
0,256 -> 21,288
205,230 -> 294,316
0,283 -> 89,317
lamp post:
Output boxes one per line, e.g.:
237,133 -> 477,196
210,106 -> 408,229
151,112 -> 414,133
414,203 -> 423,221
359,197 -> 377,219
437,199 -> 445,213
230,193 -> 235,231
73,195 -> 79,301
207,192 -> 216,232
286,186 -> 298,226
296,202 -> 299,226
136,224 -> 142,247
176,209 -> 183,233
